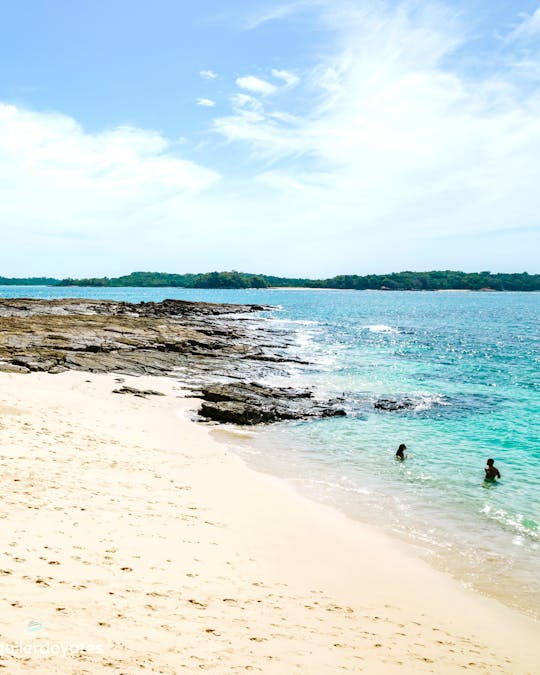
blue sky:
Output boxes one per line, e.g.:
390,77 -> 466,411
0,0 -> 539,277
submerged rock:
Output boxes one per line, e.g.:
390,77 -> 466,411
374,398 -> 416,411
373,394 -> 448,413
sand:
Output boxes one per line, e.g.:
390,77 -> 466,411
0,371 -> 538,674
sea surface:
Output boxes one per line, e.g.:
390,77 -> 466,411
1,285 -> 538,615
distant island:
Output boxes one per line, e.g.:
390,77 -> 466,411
0,270 -> 539,291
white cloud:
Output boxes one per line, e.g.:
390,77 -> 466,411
268,111 -> 299,123
196,97 -> 216,107
200,69 -> 218,79
236,75 -> 278,96
231,93 -> 263,111
271,68 -> 300,87
0,103 -> 221,274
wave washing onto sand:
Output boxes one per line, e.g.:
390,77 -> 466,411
303,478 -> 372,497
480,504 -> 539,541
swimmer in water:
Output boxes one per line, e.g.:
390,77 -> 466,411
395,444 -> 407,461
484,458 -> 501,482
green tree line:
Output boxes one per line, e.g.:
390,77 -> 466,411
1,270 -> 538,291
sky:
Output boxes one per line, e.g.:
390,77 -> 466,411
0,0 -> 539,277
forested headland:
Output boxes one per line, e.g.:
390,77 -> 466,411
0,270 -> 538,291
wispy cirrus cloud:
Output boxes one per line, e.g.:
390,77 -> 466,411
212,0 -> 540,260
507,6 -> 540,42
200,69 -> 218,79
243,0 -> 317,30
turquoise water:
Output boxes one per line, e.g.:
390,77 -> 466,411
2,286 -> 539,613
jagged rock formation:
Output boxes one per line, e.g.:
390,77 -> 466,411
0,298 -> 345,425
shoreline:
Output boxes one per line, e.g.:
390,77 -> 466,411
0,371 -> 538,672
215,426 -> 540,623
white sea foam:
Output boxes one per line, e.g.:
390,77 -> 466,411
268,318 -> 319,325
362,324 -> 399,333
412,393 -> 449,411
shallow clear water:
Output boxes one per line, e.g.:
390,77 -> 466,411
2,286 -> 539,614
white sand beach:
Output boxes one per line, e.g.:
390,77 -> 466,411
0,371 -> 538,673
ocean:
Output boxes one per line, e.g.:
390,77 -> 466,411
1,285 -> 538,616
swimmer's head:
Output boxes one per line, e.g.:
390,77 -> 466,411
487,458 -> 494,466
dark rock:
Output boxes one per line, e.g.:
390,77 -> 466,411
201,382 -> 313,404
374,397 -> 415,411
199,401 -> 282,425
198,382 -> 345,424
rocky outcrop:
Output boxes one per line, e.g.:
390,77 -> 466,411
198,382 -> 346,424
0,298 -> 277,378
0,298 -> 346,425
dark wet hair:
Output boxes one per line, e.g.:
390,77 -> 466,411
397,444 -> 407,452
487,458 -> 494,465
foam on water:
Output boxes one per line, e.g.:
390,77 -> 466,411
361,324 -> 400,333
268,318 -> 320,325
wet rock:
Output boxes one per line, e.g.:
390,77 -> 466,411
374,397 -> 416,411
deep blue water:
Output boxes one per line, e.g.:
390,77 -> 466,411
1,286 -> 538,613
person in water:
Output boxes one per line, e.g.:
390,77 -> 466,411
484,458 -> 501,481
395,444 -> 407,461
